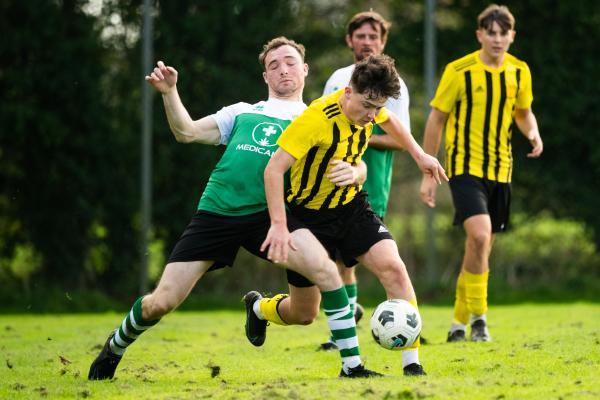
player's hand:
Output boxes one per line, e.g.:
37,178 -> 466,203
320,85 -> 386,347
527,132 -> 543,158
419,174 -> 439,208
145,61 -> 178,94
415,152 -> 448,185
327,160 -> 358,186
260,222 -> 297,264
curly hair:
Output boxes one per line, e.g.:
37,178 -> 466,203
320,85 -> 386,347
350,54 -> 401,100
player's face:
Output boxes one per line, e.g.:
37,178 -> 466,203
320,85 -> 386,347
476,21 -> 515,63
341,87 -> 387,127
346,23 -> 385,62
262,45 -> 308,99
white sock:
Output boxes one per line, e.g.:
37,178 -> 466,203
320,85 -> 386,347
471,314 -> 487,324
450,322 -> 467,333
342,356 -> 362,373
252,300 -> 265,320
402,349 -> 419,367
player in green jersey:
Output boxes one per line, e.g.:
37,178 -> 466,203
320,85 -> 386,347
88,37 -> 380,380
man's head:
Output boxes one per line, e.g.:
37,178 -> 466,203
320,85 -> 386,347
259,37 -> 308,100
345,11 -> 391,62
478,4 -> 515,32
476,4 -> 516,60
342,54 -> 400,126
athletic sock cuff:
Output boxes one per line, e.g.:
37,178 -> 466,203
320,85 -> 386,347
133,296 -> 161,327
463,270 -> 489,284
321,287 -> 348,310
344,283 -> 358,298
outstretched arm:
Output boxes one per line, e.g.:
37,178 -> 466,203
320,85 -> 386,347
145,61 -> 221,145
379,113 -> 448,184
419,108 -> 449,207
262,149 -> 297,263
514,107 -> 543,158
368,132 -> 404,151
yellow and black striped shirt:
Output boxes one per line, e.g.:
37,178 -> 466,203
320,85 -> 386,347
431,50 -> 533,182
277,89 -> 389,210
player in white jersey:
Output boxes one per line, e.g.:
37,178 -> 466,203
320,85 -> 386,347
88,37 -> 381,380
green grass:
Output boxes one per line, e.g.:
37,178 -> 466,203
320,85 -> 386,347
1,303 -> 598,399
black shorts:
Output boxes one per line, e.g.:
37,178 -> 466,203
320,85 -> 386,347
167,210 -> 314,287
288,192 -> 394,268
449,174 -> 511,233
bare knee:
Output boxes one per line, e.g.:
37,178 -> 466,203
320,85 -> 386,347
293,300 -> 319,325
377,259 -> 409,281
295,308 -> 318,325
285,282 -> 321,326
142,292 -> 178,320
467,230 -> 492,254
287,297 -> 319,325
308,258 -> 342,289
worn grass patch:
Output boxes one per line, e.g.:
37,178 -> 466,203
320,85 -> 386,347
1,303 -> 598,399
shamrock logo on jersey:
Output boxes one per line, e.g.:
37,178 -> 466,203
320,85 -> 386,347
252,122 -> 283,147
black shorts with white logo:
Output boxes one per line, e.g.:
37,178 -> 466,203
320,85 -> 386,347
167,210 -> 314,287
449,174 -> 511,233
288,192 -> 394,268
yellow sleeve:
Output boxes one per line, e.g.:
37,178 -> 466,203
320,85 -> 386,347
516,63 -> 534,109
430,65 -> 460,113
277,106 -> 322,160
373,106 -> 390,124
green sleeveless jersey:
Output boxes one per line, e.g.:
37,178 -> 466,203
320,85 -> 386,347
361,124 -> 395,217
198,98 -> 306,216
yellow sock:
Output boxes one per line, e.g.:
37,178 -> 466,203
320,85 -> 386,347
453,272 -> 470,325
464,270 -> 489,316
259,294 -> 289,326
406,298 -> 420,350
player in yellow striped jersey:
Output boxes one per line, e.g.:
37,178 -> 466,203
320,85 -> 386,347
420,4 -> 543,342
262,54 -> 447,376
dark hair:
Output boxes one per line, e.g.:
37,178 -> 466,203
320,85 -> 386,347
347,11 -> 391,43
478,4 -> 515,33
350,54 -> 401,100
258,36 -> 305,69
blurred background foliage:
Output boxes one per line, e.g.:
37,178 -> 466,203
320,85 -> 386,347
0,0 -> 598,311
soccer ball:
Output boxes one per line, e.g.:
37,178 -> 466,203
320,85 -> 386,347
370,299 -> 422,350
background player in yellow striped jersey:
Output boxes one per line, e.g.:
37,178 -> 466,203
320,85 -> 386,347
420,4 -> 543,342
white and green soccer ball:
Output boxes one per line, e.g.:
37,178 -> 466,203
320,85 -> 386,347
370,299 -> 422,350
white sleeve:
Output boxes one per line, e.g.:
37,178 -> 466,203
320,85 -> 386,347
323,74 -> 337,96
212,102 -> 249,145
323,68 -> 348,96
385,79 -> 411,132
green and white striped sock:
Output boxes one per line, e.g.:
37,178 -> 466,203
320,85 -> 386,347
321,287 -> 361,372
345,282 -> 358,316
109,296 -> 160,356
327,283 -> 359,343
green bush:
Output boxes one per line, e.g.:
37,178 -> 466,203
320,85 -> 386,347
491,213 -> 599,298
355,211 -> 600,305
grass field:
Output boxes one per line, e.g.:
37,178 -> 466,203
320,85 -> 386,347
1,303 -> 598,399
